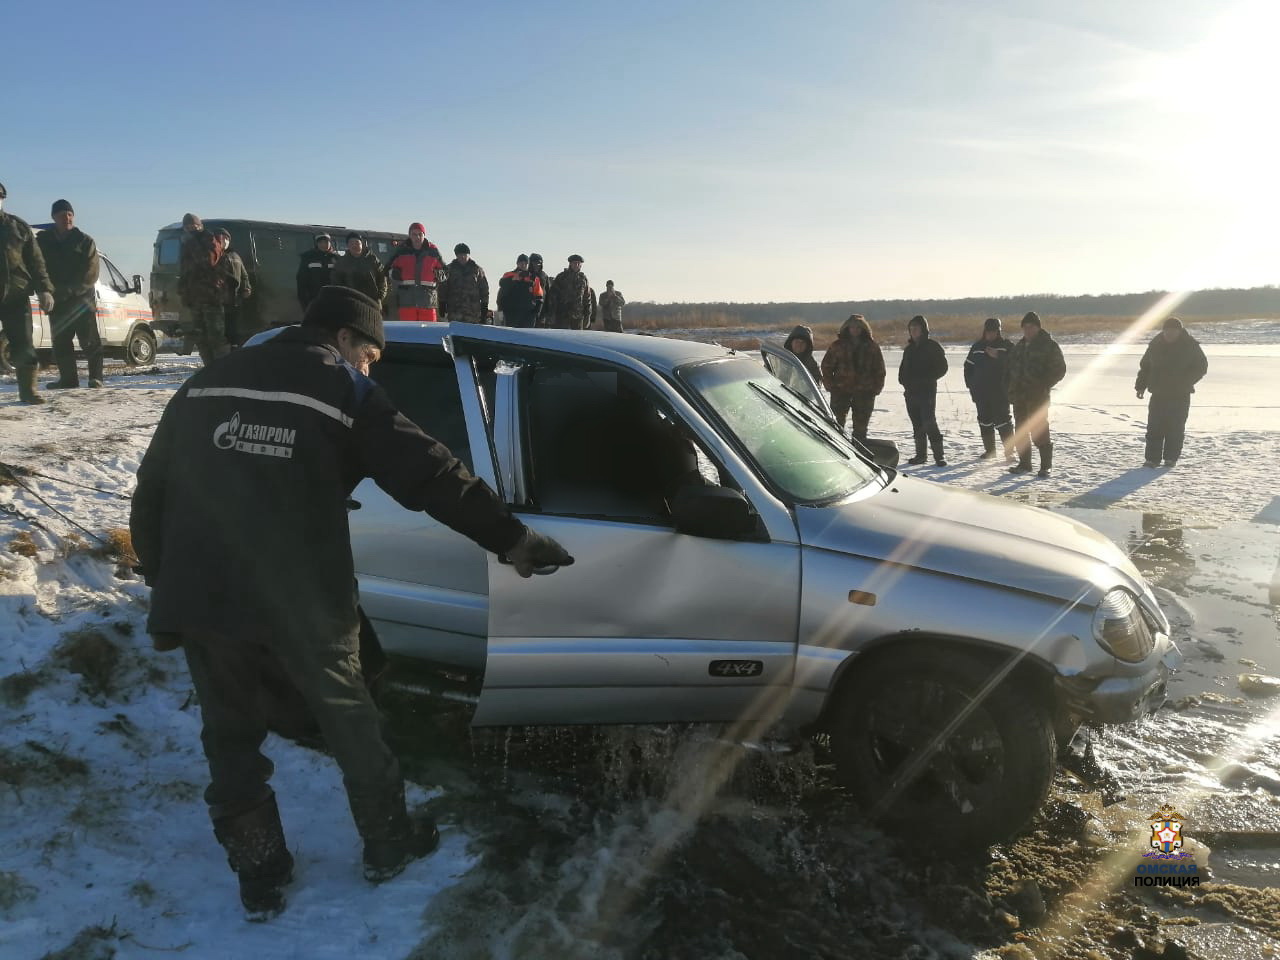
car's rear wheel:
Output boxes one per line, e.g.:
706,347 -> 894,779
830,647 -> 1056,852
124,326 -> 157,366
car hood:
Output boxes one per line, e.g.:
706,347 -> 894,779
796,475 -> 1152,608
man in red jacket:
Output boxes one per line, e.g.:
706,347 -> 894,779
386,222 -> 447,322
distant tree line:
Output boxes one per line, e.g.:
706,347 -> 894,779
627,285 -> 1280,333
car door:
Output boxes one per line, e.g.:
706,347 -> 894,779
348,338 -> 492,671
96,256 -> 130,345
759,340 -> 836,424
450,334 -> 803,728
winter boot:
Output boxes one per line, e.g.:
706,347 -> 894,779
1009,447 -> 1033,474
47,353 -> 79,389
16,366 -> 46,405
906,435 -> 928,466
998,425 -> 1015,463
978,426 -> 997,460
87,353 -> 105,388
351,783 -> 441,884
1037,444 -> 1054,478
212,794 -> 294,921
930,435 -> 947,467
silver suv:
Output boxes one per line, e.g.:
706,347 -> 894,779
315,324 -> 1177,849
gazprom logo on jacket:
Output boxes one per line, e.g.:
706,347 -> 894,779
212,411 -> 296,459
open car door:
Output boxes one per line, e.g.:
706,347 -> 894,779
759,340 -> 837,424
446,329 -> 803,729
759,341 -> 898,468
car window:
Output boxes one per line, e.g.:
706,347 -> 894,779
681,357 -> 881,503
99,255 -> 128,292
369,346 -> 472,470
156,233 -> 182,267
523,360 -> 722,522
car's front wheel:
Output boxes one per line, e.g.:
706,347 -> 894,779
830,647 -> 1056,852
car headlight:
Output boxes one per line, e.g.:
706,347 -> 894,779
1092,588 -> 1156,662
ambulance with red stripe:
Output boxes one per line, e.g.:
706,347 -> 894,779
0,245 -> 156,371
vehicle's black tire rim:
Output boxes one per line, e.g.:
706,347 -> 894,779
129,332 -> 155,365
860,675 -> 1006,819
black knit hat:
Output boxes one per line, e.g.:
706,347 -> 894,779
983,317 -> 1002,333
345,231 -> 363,244
568,254 -> 584,263
302,286 -> 386,350
51,199 -> 74,215
1021,311 -> 1041,327
454,242 -> 470,255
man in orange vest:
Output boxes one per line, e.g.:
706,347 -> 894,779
386,222 -> 447,322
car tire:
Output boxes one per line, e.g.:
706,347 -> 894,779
124,326 -> 157,366
830,647 -> 1056,852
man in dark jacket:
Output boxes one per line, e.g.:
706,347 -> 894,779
130,286 -> 571,920
38,199 -> 102,389
527,253 -> 552,325
179,230 -> 242,366
296,233 -> 338,310
440,243 -> 490,323
333,233 -> 388,308
1135,316 -> 1208,468
213,227 -> 253,346
898,315 -> 948,466
0,182 -> 56,404
496,254 -> 541,328
820,314 -> 886,441
1007,311 -> 1067,477
962,317 -> 1014,461
784,324 -> 823,386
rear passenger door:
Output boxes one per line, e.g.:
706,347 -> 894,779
349,341 -> 491,671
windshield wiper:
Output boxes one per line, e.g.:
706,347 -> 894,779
747,381 -> 848,456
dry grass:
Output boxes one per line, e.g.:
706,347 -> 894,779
0,741 -> 90,790
0,669 -> 49,708
0,871 -> 37,912
53,629 -> 122,698
8,532 -> 38,558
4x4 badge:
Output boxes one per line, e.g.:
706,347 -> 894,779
708,660 -> 763,678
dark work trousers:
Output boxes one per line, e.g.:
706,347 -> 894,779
1146,392 -> 1192,463
50,295 -> 104,383
1012,394 -> 1052,460
974,392 -> 1012,431
181,622 -> 401,824
1,294 -> 37,369
905,389 -> 944,455
831,393 -> 877,440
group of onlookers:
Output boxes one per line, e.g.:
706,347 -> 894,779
787,311 -> 1208,475
294,225 -> 627,333
1,186 -> 105,405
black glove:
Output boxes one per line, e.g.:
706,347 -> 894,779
503,529 -> 574,577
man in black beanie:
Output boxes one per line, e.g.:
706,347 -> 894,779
39,199 -> 103,389
131,285 -> 571,920
963,317 -> 1014,461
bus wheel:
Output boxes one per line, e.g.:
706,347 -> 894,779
125,327 -> 157,366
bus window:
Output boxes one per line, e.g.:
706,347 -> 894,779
157,235 -> 182,266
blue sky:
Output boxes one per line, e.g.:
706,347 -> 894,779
3,0 -> 1274,303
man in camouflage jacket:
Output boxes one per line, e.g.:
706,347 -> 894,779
599,280 -> 625,332
0,182 -> 56,404
179,231 -> 243,366
440,243 -> 490,323
546,255 -> 591,329
819,314 -> 885,440
333,233 -> 388,309
1006,311 -> 1067,477
39,199 -> 103,388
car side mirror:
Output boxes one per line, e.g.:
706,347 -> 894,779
132,274 -> 143,295
670,485 -> 757,540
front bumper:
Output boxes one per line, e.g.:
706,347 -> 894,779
1056,638 -> 1182,724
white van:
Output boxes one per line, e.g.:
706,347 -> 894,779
0,252 -> 157,371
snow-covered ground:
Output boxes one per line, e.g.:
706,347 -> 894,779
1,322 -> 1278,959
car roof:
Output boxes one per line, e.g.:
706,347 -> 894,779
385,323 -> 739,374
